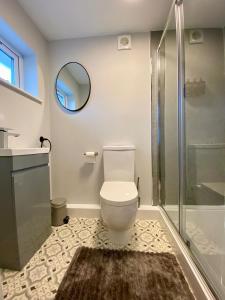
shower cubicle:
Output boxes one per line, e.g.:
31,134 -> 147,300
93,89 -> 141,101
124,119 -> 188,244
152,0 -> 225,298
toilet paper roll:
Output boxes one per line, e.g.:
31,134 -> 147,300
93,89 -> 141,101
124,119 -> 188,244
85,152 -> 95,157
83,152 -> 97,163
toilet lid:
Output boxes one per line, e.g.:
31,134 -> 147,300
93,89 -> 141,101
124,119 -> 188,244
100,181 -> 138,206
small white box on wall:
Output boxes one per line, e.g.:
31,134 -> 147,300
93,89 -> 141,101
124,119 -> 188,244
118,35 -> 132,50
189,29 -> 204,44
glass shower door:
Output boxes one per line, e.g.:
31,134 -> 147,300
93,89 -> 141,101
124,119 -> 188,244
182,1 -> 225,297
156,0 -> 225,298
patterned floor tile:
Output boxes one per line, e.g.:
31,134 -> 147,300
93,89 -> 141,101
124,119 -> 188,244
185,221 -> 221,255
1,217 -> 173,300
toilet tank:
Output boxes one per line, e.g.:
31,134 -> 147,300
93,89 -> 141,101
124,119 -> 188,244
103,145 -> 135,181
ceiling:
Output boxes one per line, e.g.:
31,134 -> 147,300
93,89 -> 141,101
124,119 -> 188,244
17,0 -> 172,41
17,0 -> 225,41
184,0 -> 225,29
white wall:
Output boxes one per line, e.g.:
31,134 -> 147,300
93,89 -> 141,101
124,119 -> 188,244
0,0 -> 50,147
49,33 -> 152,205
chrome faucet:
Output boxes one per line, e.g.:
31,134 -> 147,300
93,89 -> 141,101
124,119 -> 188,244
0,128 -> 20,148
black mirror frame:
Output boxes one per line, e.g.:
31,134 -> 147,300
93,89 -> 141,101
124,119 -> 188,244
55,61 -> 91,112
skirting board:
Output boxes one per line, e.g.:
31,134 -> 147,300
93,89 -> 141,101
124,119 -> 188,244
67,204 -> 160,219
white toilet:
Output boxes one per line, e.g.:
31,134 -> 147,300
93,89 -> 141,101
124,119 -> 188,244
100,145 -> 138,246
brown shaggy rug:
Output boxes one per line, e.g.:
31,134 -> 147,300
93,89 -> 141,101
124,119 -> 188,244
55,247 -> 194,300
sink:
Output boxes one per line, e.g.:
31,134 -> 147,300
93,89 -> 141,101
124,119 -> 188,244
0,148 -> 49,156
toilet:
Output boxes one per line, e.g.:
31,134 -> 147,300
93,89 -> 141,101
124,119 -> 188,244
100,145 -> 138,246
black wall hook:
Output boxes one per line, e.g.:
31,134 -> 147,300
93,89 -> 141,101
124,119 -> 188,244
40,136 -> 52,153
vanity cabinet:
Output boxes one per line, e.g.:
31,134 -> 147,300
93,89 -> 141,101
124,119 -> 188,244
0,153 -> 51,270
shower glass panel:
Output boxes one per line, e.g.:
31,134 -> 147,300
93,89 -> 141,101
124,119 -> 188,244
182,1 -> 225,297
157,8 -> 180,230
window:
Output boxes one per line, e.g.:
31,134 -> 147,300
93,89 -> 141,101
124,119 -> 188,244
0,40 -> 21,87
0,19 -> 38,98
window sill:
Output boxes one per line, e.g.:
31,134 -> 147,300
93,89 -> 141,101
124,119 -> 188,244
0,79 -> 43,104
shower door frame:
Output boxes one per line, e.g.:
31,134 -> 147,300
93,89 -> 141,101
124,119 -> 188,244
175,0 -> 186,237
155,1 -> 223,298
156,0 -> 185,235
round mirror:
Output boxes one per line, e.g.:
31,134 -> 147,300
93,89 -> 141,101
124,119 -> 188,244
55,62 -> 91,112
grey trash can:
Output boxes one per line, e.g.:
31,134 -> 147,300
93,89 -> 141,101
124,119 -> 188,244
51,198 -> 69,226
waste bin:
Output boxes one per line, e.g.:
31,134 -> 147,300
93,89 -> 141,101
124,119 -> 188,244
51,198 -> 69,226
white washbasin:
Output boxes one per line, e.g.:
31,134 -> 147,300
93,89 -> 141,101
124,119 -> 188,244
0,148 -> 49,156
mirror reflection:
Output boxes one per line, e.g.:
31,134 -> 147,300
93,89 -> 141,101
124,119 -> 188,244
55,62 -> 91,112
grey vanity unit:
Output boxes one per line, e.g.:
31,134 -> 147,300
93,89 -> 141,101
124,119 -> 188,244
0,150 -> 51,270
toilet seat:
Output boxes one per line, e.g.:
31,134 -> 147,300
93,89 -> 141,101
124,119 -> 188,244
100,181 -> 138,207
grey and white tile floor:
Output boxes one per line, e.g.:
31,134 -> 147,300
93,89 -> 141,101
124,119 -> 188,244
186,221 -> 220,255
1,217 -> 173,300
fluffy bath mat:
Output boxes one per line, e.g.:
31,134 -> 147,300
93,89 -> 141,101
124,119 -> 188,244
55,247 -> 194,300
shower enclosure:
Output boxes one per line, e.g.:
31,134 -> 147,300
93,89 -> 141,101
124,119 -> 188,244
153,0 -> 225,298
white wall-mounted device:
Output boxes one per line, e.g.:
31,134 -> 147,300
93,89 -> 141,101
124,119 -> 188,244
189,29 -> 204,44
118,35 -> 132,50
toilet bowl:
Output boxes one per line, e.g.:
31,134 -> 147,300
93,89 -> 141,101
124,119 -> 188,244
100,145 -> 138,246
101,181 -> 138,246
